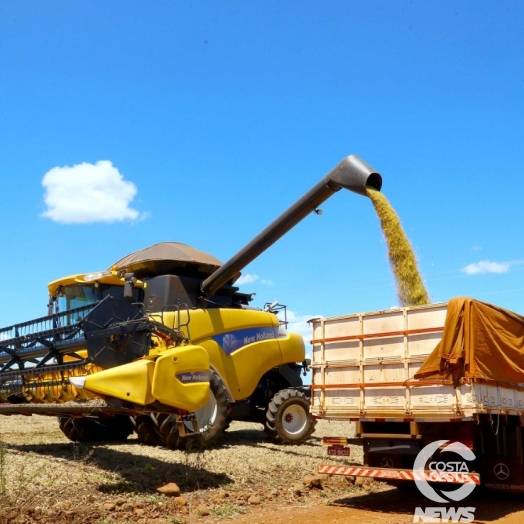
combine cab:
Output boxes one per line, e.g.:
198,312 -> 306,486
0,155 -> 381,449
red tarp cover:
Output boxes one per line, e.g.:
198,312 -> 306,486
414,297 -> 524,385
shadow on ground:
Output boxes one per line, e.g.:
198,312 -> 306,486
5,422 -> 325,496
6,439 -> 231,494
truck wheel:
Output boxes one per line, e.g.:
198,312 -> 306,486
58,415 -> 134,442
266,389 -> 316,445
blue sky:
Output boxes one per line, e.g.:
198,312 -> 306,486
1,2 -> 523,351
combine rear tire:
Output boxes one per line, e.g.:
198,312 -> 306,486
266,389 -> 316,445
58,415 -> 134,442
263,420 -> 282,443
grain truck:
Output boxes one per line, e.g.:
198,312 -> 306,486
0,155 -> 381,450
312,297 -> 524,493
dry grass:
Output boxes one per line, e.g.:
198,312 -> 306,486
0,415 -> 366,523
367,187 -> 430,306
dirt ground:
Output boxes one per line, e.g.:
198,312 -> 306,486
228,489 -> 524,524
1,415 -> 524,523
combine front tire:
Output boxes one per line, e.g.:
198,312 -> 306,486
133,370 -> 229,450
58,415 -> 134,442
58,417 -> 82,442
134,415 -> 163,446
183,370 -> 229,449
158,414 -> 183,449
266,389 -> 316,445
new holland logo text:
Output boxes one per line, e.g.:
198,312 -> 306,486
212,327 -> 277,355
243,330 -> 275,345
176,371 -> 210,383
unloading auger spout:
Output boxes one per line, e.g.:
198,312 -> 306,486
200,154 -> 382,299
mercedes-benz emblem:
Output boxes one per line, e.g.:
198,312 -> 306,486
494,463 -> 510,481
381,457 -> 394,468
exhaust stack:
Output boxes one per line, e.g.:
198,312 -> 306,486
200,154 -> 381,299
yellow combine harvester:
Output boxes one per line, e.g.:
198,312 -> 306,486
0,155 -> 381,449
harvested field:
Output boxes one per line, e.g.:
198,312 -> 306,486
0,416 -> 523,523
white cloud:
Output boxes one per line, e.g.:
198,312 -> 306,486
236,273 -> 259,285
236,274 -> 273,286
462,260 -> 511,275
41,160 -> 144,224
285,310 -> 322,352
273,309 -> 321,385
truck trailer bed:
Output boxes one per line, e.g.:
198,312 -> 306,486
310,300 -> 524,422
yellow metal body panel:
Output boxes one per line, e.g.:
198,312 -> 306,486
47,272 -> 124,296
279,332 -> 306,365
37,279 -> 305,411
82,359 -> 156,405
80,346 -> 210,411
151,346 -> 210,412
47,272 -> 145,296
158,308 -> 305,401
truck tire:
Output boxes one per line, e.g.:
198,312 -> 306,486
58,415 -> 134,442
266,389 -> 316,445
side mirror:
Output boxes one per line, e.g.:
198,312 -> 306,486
123,272 -> 136,302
